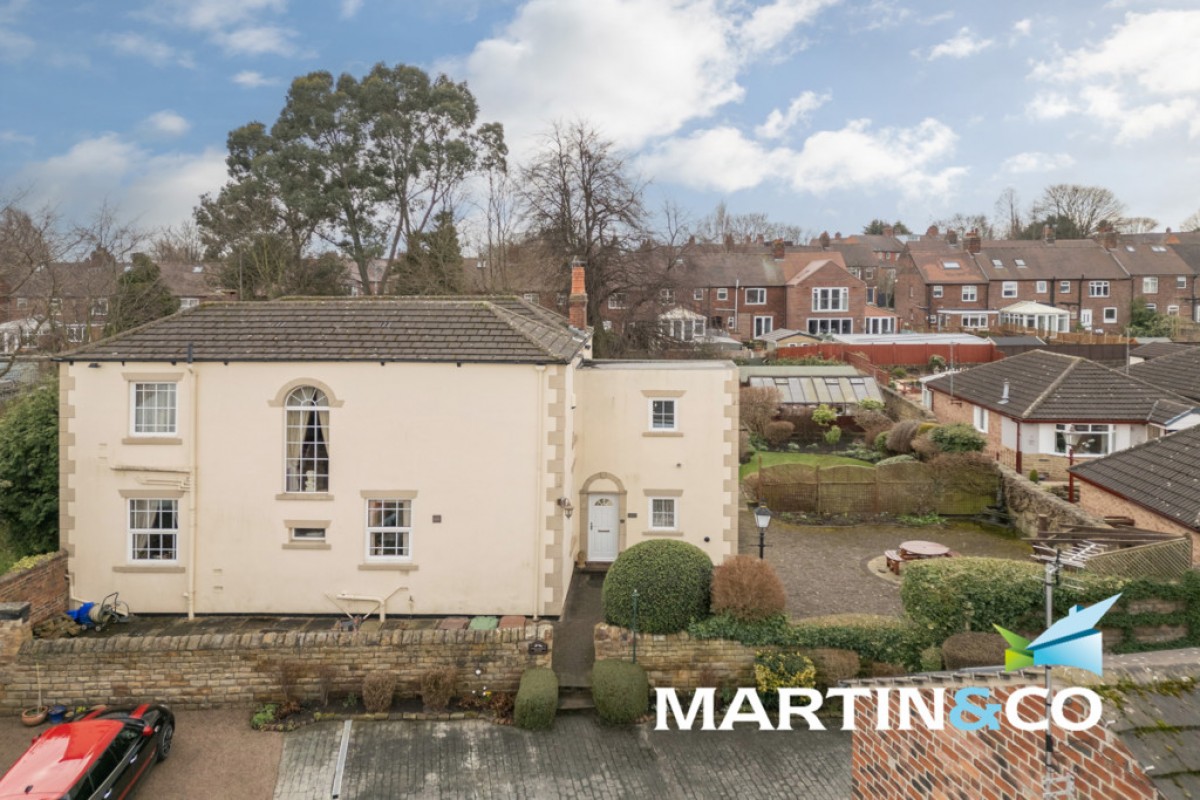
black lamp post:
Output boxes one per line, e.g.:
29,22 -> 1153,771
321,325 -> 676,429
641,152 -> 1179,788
754,503 -> 773,560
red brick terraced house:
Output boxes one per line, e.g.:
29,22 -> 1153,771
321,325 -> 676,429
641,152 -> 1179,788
1070,425 -> 1200,562
923,349 -> 1198,480
894,238 -> 994,332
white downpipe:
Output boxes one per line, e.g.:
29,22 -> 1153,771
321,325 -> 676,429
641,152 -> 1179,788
186,365 -> 199,621
532,365 -> 547,620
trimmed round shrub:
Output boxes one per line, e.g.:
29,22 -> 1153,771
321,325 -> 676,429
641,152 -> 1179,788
764,420 -> 795,448
591,660 -> 649,724
711,555 -> 787,623
602,540 -> 713,634
801,647 -> 861,686
755,650 -> 817,700
513,668 -> 558,730
942,632 -> 1006,670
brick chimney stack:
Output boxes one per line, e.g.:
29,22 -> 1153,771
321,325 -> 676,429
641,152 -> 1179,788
1100,221 -> 1118,250
568,257 -> 587,329
1043,224 -> 1056,245
965,230 -> 981,254
772,238 -> 785,260
883,225 -> 895,238
946,229 -> 959,245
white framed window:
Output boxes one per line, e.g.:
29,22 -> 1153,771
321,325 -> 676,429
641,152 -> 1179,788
1054,424 -> 1113,456
15,297 -> 28,310
1177,276 -> 1188,289
131,382 -> 177,436
1002,281 -> 1017,298
1152,245 -> 1168,253
961,285 -> 977,302
961,314 -> 990,329
991,259 -> 1004,269
1060,281 -> 1071,294
128,499 -> 178,562
716,288 -> 728,300
661,318 -> 705,341
91,298 -> 108,316
753,315 -> 774,337
180,297 -> 200,310
1143,277 -> 1158,294
556,293 -> 566,307
807,318 -> 852,335
284,386 -> 330,493
1014,259 -> 1026,268
608,293 -> 626,310
649,497 -> 677,530
864,316 -> 895,334
745,288 -> 767,305
650,398 -> 677,431
1103,307 -> 1118,323
1035,281 -> 1047,294
1145,303 -> 1157,312
693,289 -> 704,301
659,288 -> 675,304
1080,309 -> 1093,327
602,320 -> 613,331
1089,281 -> 1110,297
932,285 -> 944,299
973,405 -> 988,433
811,287 -> 849,311
1168,305 -> 1179,316
942,260 -> 960,270
864,268 -> 874,279
66,324 -> 88,343
366,499 -> 411,560
522,293 -> 539,304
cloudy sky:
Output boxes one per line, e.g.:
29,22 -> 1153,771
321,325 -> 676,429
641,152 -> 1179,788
2,0 -> 1199,242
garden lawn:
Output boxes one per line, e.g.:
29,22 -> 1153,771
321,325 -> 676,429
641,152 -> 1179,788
739,451 -> 873,480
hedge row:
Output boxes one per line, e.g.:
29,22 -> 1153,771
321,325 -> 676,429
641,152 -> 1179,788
901,557 -> 1200,652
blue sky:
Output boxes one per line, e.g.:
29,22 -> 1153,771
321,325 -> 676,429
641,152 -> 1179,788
2,0 -> 1199,247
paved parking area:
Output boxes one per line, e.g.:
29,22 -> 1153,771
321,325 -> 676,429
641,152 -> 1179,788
274,716 -> 851,799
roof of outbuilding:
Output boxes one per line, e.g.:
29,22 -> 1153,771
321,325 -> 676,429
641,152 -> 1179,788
61,297 -> 588,364
1130,341 -> 1197,360
924,349 -> 1194,421
1071,425 -> 1200,533
1128,346 -> 1200,402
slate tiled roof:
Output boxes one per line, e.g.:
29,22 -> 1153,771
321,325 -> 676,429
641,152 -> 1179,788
1128,346 -> 1200,402
974,239 -> 1126,281
1071,425 -> 1200,533
62,297 -> 587,364
925,349 -> 1194,421
1130,341 -> 1197,360
906,240 -> 989,284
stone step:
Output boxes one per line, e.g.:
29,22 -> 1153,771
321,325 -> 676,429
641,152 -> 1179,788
557,687 -> 595,713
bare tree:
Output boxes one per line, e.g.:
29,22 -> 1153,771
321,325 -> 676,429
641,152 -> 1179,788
694,201 -> 808,245
149,221 -> 206,263
994,187 -> 1023,240
1180,209 -> 1200,232
1031,184 -> 1125,238
930,213 -> 994,240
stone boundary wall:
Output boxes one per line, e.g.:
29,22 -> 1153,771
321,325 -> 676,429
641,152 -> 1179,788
0,622 -> 553,711
880,385 -> 934,423
594,624 -> 754,691
0,551 -> 67,626
1000,465 -> 1105,537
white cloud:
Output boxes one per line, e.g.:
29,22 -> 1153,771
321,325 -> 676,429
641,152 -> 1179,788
1026,92 -> 1076,120
340,0 -> 363,19
106,32 -> 194,68
214,24 -> 297,56
1030,10 -> 1200,142
755,90 -> 830,139
737,0 -> 840,54
0,129 -> 34,145
1012,18 -> 1031,36
143,111 -> 191,138
232,70 -> 279,88
17,134 -> 226,229
0,24 -> 32,61
1001,151 -> 1075,174
643,117 -> 965,198
921,27 -> 993,60
851,0 -> 911,32
455,0 -> 838,155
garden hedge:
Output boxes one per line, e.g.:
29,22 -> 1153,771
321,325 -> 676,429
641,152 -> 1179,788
602,540 -> 712,634
591,660 -> 649,724
513,668 -> 558,730
902,557 -> 1200,652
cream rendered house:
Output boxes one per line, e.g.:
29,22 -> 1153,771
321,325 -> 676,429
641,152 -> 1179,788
59,273 -> 738,618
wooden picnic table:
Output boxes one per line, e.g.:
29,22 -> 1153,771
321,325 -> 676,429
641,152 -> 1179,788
899,540 -> 951,559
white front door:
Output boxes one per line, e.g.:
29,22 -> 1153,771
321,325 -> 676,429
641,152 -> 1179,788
587,494 -> 619,562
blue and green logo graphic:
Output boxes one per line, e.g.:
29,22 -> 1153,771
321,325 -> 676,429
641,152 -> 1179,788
993,593 -> 1122,675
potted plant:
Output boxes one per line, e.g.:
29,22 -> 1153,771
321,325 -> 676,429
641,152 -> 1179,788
22,665 -> 46,727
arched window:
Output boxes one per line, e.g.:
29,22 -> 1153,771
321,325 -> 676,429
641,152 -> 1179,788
285,386 -> 329,492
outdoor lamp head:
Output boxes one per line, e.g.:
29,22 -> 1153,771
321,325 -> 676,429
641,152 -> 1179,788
754,504 -> 773,530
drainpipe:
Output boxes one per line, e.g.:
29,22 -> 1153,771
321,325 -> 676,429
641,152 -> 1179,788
1016,419 -> 1023,474
186,343 -> 199,621
532,365 -> 547,620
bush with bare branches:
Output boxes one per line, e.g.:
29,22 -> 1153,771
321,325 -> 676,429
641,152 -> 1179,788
362,671 -> 397,713
885,420 -> 923,454
740,386 -> 780,436
764,420 -> 795,448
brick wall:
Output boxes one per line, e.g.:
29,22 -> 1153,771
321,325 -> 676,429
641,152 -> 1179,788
852,682 -> 1158,800
0,551 -> 67,626
0,622 -> 553,711
594,624 -> 754,691
1077,483 -> 1200,565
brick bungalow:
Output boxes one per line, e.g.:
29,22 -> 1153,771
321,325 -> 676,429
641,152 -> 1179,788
924,350 -> 1197,480
1128,345 -> 1200,403
1070,425 -> 1200,562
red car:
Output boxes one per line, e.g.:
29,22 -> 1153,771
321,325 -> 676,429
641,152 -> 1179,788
0,704 -> 174,800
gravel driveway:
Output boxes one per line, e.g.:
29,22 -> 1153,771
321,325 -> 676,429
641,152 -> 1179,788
737,509 -> 1031,619
0,708 -> 282,799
